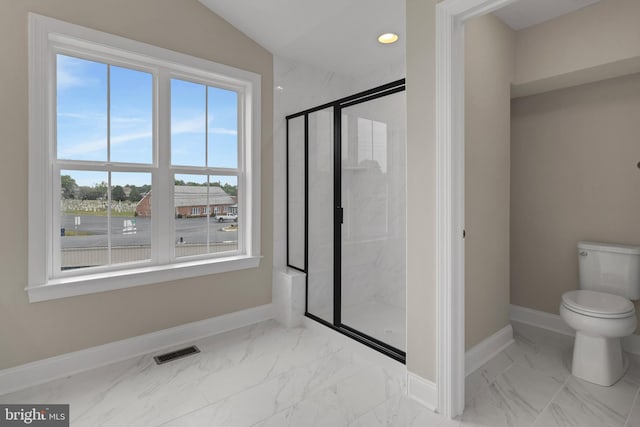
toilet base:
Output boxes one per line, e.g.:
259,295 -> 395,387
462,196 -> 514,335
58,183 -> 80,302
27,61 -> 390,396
572,332 -> 627,386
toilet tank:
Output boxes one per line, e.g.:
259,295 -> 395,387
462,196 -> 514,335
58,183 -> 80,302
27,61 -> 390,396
578,241 -> 640,300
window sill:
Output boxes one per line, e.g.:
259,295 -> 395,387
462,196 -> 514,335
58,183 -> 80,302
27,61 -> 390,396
26,255 -> 262,303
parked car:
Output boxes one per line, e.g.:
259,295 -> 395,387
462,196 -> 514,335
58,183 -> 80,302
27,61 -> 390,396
217,213 -> 237,223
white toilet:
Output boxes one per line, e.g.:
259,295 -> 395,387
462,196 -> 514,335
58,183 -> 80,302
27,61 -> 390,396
560,241 -> 640,386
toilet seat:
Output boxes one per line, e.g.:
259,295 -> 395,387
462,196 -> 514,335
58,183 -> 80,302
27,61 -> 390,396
562,290 -> 634,319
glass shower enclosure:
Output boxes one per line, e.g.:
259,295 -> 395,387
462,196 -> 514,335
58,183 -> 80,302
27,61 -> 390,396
287,80 -> 406,362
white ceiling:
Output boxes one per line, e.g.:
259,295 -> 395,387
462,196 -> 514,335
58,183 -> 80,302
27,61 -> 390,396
198,0 -> 405,77
494,0 -> 601,31
198,0 -> 601,78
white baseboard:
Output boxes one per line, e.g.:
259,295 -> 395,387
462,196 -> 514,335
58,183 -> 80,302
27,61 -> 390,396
0,303 -> 274,396
465,324 -> 514,376
509,304 -> 640,356
509,304 -> 574,336
407,372 -> 437,412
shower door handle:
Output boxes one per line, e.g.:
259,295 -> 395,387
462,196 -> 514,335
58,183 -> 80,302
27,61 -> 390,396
336,207 -> 344,224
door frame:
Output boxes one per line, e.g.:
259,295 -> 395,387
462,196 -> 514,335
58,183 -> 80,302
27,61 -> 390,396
435,0 -> 520,418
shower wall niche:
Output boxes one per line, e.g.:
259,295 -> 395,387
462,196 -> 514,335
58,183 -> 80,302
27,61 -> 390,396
286,80 -> 406,361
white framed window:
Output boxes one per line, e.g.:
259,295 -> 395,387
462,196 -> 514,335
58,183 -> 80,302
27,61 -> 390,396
28,14 -> 261,302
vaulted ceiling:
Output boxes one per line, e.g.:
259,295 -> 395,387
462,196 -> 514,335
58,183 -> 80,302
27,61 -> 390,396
199,0 -> 601,77
199,0 -> 405,77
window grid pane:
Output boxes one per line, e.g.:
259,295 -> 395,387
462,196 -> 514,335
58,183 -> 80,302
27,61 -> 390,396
112,172 -> 152,265
171,79 -> 206,167
171,78 -> 239,169
209,175 -> 238,255
207,86 -> 239,169
60,170 -> 109,270
57,55 -> 154,165
59,170 -> 152,272
173,174 -> 239,258
57,55 -> 108,162
110,65 -> 153,164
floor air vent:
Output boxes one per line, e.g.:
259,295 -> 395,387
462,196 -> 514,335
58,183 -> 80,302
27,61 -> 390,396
154,345 -> 200,365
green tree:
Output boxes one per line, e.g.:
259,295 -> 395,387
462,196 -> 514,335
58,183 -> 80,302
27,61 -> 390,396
79,186 -> 96,200
222,183 -> 237,197
80,182 -> 107,200
95,182 -> 108,200
128,187 -> 142,202
61,175 -> 78,199
111,185 -> 126,202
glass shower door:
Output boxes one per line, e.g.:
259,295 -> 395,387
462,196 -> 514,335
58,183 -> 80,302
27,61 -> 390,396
340,90 -> 406,352
286,80 -> 406,361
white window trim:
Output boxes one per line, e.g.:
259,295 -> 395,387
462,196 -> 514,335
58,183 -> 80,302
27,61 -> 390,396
28,13 -> 262,303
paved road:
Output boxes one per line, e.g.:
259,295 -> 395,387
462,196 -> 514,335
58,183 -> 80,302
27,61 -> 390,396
61,215 -> 237,248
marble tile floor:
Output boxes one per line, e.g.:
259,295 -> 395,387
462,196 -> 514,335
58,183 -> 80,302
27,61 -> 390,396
3,319 -> 640,426
462,321 -> 640,427
341,300 -> 406,352
0,319 -> 444,427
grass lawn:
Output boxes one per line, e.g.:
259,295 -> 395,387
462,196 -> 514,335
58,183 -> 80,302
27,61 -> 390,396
63,209 -> 136,217
62,229 -> 93,236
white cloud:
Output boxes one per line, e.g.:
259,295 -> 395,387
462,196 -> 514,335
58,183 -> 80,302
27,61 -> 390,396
171,116 -> 236,135
56,55 -> 101,91
58,112 -> 147,127
209,127 -> 237,136
58,116 -> 236,159
58,112 -> 102,120
112,116 -> 147,125
207,115 -> 237,136
171,116 -> 204,134
58,131 -> 152,158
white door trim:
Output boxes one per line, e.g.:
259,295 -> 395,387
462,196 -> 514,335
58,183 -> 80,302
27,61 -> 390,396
435,0 -> 520,418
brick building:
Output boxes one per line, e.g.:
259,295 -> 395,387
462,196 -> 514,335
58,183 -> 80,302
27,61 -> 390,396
135,185 -> 236,218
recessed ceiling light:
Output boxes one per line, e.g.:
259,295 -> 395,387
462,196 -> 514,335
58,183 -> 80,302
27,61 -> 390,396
377,33 -> 399,44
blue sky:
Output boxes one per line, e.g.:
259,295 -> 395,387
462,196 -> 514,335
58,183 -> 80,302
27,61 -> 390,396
57,54 -> 238,187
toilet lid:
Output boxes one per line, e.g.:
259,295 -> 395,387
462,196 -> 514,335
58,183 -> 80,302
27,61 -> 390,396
562,290 -> 635,318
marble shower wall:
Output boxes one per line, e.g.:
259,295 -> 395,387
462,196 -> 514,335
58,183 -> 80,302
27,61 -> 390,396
306,108 -> 335,321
